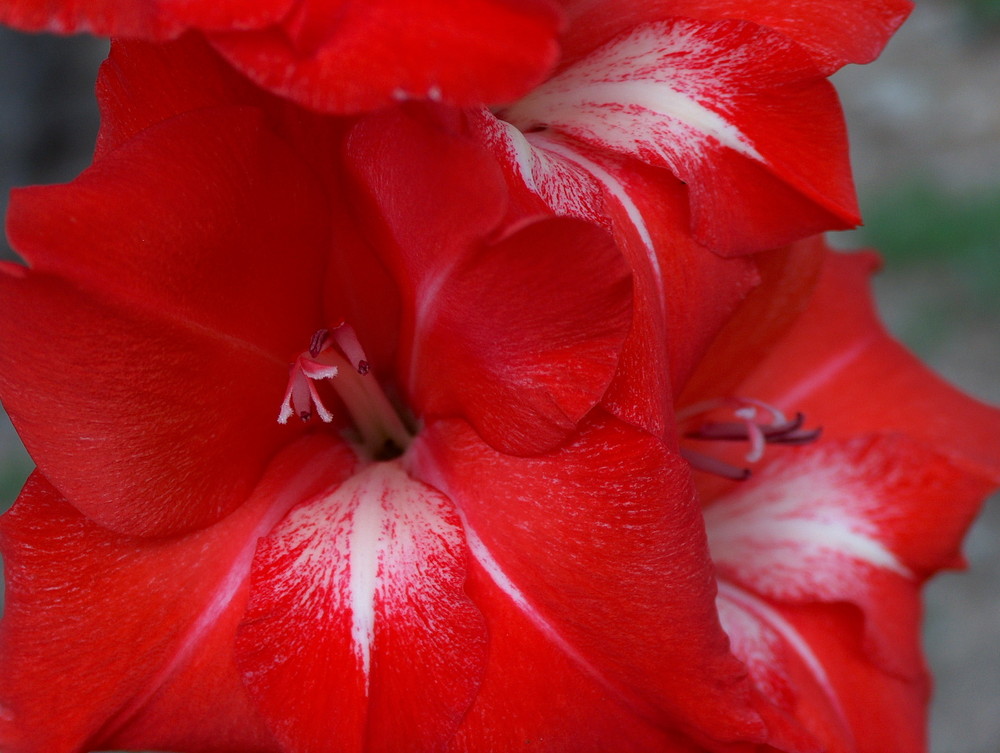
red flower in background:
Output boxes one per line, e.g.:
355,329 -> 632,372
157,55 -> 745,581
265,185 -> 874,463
0,0 -> 563,112
0,0 -> 912,255
0,0 -> 912,117
1,35 -> 999,753
674,244 -> 1000,752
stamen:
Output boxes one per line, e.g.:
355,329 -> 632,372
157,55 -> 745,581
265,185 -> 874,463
329,322 -> 370,375
277,326 -> 412,457
679,397 -> 821,480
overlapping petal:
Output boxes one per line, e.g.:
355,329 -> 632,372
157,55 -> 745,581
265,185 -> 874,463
448,556 -> 706,753
495,16 -> 858,255
477,113 -> 760,438
347,110 -> 633,455
417,414 -> 766,747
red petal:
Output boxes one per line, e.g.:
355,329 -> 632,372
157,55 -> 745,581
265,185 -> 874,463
208,0 -> 561,113
563,0 -> 913,74
679,236 -> 827,403
94,36 -> 274,159
707,436 -> 994,678
500,17 -> 859,254
0,437 -> 350,753
94,35 -> 360,172
0,0 -> 290,37
732,249 -> 1000,483
602,159 -> 761,393
9,107 -> 328,359
235,460 -> 486,753
413,215 -> 632,454
447,557 -> 709,752
0,108 -> 329,536
415,415 -> 766,744
721,597 -> 931,753
346,108 -> 509,297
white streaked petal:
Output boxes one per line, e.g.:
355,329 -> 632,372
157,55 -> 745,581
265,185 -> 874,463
236,459 -> 485,750
705,451 -> 913,605
502,21 -> 765,171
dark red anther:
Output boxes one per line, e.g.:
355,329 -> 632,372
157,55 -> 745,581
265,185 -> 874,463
308,329 -> 329,358
357,360 -> 370,375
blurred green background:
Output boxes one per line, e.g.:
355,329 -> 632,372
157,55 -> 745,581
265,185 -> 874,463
1,1 -> 999,751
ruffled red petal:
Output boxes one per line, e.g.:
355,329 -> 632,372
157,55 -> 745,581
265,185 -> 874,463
562,0 -> 912,74
0,106 -> 330,536
732,249 -> 1000,483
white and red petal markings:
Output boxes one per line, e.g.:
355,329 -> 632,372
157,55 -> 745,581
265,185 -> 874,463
493,17 -> 858,254
703,442 -> 910,750
235,460 -> 486,753
704,434 -> 992,743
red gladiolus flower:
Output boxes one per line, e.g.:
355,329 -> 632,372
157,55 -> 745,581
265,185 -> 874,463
2,33 -> 999,749
673,244 -> 1000,752
0,52 -> 770,751
1,19 -> 997,753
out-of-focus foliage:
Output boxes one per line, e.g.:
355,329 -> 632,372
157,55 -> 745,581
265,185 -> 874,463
960,0 -> 1000,34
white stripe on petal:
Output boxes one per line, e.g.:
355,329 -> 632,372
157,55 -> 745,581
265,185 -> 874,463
503,21 -> 765,170
706,453 -> 913,604
717,581 -> 849,731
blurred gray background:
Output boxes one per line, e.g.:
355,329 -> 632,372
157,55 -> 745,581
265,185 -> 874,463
1,2 -> 998,750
